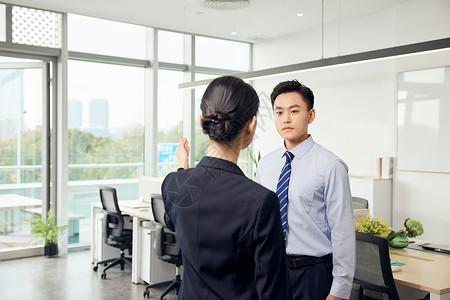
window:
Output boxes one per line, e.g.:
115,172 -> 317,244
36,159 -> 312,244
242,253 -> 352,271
68,14 -> 146,59
0,57 -> 46,250
0,66 -> 42,184
195,36 -> 250,71
67,60 -> 145,244
157,70 -> 183,176
158,30 -> 185,64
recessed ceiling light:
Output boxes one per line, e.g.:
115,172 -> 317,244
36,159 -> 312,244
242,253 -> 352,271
201,0 -> 253,10
231,31 -> 237,35
297,12 -> 304,17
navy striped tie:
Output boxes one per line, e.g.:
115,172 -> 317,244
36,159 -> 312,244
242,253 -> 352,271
276,151 -> 294,239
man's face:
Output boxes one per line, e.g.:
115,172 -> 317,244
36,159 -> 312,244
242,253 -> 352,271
273,92 -> 315,149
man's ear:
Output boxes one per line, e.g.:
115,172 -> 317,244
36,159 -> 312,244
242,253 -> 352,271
308,109 -> 315,124
199,114 -> 203,126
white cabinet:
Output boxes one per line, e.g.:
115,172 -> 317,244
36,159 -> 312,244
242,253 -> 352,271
349,177 -> 392,224
140,226 -> 176,285
95,213 -> 133,262
95,214 -> 121,262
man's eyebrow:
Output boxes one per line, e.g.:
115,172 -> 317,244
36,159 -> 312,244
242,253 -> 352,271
274,104 -> 302,110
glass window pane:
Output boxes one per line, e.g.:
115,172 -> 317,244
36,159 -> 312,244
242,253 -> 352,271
0,4 -> 5,42
0,67 -> 42,184
12,6 -> 62,48
68,60 -> 145,245
157,70 -> 183,176
158,30 -> 185,64
0,59 -> 43,248
68,14 -> 146,59
195,36 -> 250,71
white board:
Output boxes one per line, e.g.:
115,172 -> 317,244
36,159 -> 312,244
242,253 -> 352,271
397,66 -> 450,173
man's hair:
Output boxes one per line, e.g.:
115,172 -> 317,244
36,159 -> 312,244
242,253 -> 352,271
270,79 -> 314,111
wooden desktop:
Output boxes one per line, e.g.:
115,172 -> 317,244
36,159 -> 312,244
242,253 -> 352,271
390,245 -> 450,300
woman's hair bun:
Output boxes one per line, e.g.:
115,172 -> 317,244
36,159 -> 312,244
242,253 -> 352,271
201,112 -> 232,141
202,112 -> 229,125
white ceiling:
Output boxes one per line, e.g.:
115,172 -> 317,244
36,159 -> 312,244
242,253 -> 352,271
4,0 -> 412,43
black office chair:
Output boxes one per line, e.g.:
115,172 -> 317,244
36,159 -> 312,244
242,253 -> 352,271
143,193 -> 182,299
350,231 -> 400,300
352,197 -> 369,210
93,186 -> 133,279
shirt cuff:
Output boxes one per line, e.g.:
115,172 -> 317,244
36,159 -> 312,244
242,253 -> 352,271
330,280 -> 353,299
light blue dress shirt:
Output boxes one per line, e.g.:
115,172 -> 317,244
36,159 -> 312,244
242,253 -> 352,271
256,136 -> 355,299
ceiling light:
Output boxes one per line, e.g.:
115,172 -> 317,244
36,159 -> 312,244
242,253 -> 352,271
297,12 -> 304,17
179,38 -> 450,90
200,0 -> 253,10
231,31 -> 237,35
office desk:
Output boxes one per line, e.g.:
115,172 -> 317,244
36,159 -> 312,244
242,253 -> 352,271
0,194 -> 41,235
91,200 -> 154,283
390,246 -> 450,300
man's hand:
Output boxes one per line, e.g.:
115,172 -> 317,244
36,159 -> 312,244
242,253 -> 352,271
176,137 -> 190,169
326,294 -> 346,300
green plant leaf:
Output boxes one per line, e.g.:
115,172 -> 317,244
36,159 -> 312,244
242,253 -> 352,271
29,209 -> 68,245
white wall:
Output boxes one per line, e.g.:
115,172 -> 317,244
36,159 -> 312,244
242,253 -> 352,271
252,0 -> 450,244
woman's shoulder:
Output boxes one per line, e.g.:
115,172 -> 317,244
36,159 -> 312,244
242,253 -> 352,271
241,176 -> 279,203
162,168 -> 205,209
162,167 -> 202,188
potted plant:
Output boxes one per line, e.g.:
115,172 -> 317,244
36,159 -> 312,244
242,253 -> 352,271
387,218 -> 424,248
30,209 -> 67,257
354,214 -> 390,236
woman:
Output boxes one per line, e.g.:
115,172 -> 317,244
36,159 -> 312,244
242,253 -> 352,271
161,76 -> 292,300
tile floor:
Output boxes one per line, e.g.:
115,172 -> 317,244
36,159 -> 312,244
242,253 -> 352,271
0,249 -> 177,300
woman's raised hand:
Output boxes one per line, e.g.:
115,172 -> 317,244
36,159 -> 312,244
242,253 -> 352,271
176,137 -> 190,169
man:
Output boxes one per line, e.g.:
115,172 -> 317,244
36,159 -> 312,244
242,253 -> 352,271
256,79 -> 355,300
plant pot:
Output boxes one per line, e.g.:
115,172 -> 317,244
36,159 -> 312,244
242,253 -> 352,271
388,235 -> 409,248
44,244 -> 59,257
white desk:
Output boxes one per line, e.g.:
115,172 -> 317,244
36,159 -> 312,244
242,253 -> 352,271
0,194 -> 41,235
91,176 -> 165,283
91,199 -> 155,283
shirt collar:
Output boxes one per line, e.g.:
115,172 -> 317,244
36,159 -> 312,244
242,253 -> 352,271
197,156 -> 245,176
281,135 -> 315,160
